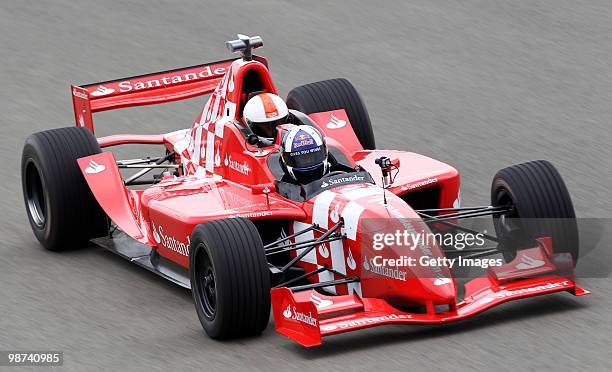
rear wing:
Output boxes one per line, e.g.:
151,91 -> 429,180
70,56 -> 268,133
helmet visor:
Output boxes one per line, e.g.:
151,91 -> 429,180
250,117 -> 287,138
283,145 -> 327,169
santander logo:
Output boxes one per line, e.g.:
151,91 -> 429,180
326,114 -> 346,129
84,159 -> 105,174
324,313 -> 412,330
346,248 -> 357,270
114,65 -> 227,93
87,65 -> 228,99
152,223 -> 162,244
478,281 -> 570,304
318,243 -> 329,258
90,85 -> 115,97
224,154 -> 251,175
282,304 -> 292,318
363,256 -> 371,271
479,297 -> 495,304
515,254 -> 545,270
434,278 -> 452,286
330,202 -> 340,223
405,177 -> 438,190
282,304 -> 317,326
151,222 -> 190,256
310,293 -> 333,309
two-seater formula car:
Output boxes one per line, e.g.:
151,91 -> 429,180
21,35 -> 588,346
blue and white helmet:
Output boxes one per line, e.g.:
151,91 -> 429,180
280,125 -> 329,184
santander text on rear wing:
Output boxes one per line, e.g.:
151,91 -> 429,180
70,56 -> 267,133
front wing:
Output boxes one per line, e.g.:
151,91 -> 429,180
271,240 -> 590,347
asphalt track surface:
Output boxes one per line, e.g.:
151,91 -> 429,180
1,1 -> 611,371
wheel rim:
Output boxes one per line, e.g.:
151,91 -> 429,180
25,160 -> 46,228
196,246 -> 216,319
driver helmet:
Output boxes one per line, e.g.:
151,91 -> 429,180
243,93 -> 289,138
280,125 -> 329,184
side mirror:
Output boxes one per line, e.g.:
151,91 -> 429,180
251,183 -> 276,195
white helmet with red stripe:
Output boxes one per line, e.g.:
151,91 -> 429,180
243,93 -> 289,138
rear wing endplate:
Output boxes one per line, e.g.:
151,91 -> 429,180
70,56 -> 268,133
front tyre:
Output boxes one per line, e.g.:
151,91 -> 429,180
189,218 -> 271,339
21,127 -> 108,251
491,160 -> 578,264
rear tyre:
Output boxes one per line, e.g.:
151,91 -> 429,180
190,218 -> 271,339
21,127 -> 108,251
286,78 -> 376,149
491,160 -> 578,264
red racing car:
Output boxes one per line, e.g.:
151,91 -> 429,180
21,35 -> 589,347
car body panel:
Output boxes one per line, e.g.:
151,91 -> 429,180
78,152 -> 148,244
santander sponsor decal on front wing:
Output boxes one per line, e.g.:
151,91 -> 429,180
282,303 -> 318,327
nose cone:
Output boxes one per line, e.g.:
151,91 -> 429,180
405,276 -> 457,306
360,247 -> 457,307
356,192 -> 457,307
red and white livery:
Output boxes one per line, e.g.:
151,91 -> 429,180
21,35 -> 589,347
